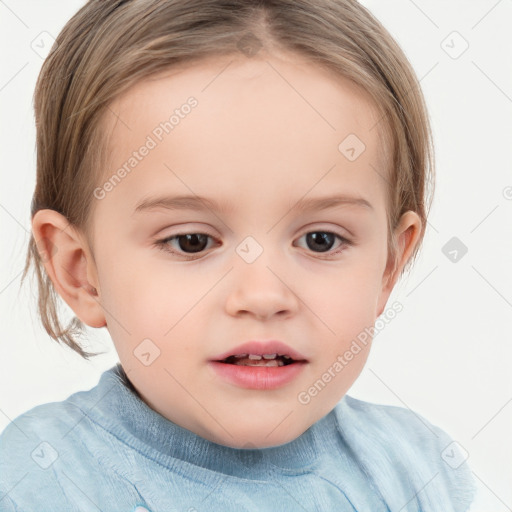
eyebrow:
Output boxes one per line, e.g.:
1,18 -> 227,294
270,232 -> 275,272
133,194 -> 373,215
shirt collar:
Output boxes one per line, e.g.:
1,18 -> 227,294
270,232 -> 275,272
72,363 -> 339,479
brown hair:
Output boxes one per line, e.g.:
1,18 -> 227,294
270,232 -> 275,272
22,0 -> 435,359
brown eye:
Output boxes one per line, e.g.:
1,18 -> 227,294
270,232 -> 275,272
173,233 -> 209,253
295,230 -> 352,257
305,232 -> 337,252
157,232 -> 216,258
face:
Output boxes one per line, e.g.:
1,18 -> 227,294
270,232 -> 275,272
83,52 -> 416,448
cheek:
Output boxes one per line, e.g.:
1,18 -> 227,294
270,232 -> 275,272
301,260 -> 384,326
94,243 -> 164,330
98,247 -> 210,341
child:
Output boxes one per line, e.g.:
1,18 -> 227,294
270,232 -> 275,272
0,0 -> 476,510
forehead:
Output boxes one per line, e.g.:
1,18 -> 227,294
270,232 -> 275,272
106,53 -> 385,141
98,53 -> 390,215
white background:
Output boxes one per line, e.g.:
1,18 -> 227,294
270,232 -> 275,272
1,1 -> 511,509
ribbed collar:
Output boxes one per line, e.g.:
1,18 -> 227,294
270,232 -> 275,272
66,363 -> 476,510
71,363 -> 341,480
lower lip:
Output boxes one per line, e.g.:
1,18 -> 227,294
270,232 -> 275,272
208,361 -> 307,390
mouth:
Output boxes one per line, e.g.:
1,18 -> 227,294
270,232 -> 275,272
211,340 -> 308,368
217,353 -> 300,367
209,341 -> 308,389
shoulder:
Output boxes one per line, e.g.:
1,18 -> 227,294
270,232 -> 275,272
332,395 -> 477,512
339,394 -> 451,441
0,377 -> 124,510
0,399 -> 87,508
1,396 -> 87,442
0,398 -> 88,461
338,394 -> 464,452
0,366 -> 137,508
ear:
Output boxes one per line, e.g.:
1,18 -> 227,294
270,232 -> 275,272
31,209 -> 106,328
376,211 -> 422,317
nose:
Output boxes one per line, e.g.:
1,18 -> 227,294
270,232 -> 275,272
224,249 -> 299,321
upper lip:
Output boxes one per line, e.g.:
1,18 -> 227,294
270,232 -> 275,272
211,340 -> 308,362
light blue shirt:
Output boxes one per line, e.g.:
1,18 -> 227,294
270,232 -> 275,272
0,363 -> 476,511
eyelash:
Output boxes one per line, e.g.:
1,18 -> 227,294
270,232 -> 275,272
155,230 -> 353,261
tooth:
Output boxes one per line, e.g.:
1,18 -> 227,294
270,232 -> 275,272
243,359 -> 284,368
235,358 -> 286,367
234,353 -> 248,358
262,353 -> 277,359
283,355 -> 291,359
248,354 -> 262,360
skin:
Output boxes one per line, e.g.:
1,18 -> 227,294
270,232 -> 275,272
32,51 -> 421,449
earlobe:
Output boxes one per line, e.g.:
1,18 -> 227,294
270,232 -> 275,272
376,211 -> 422,317
31,209 -> 106,328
